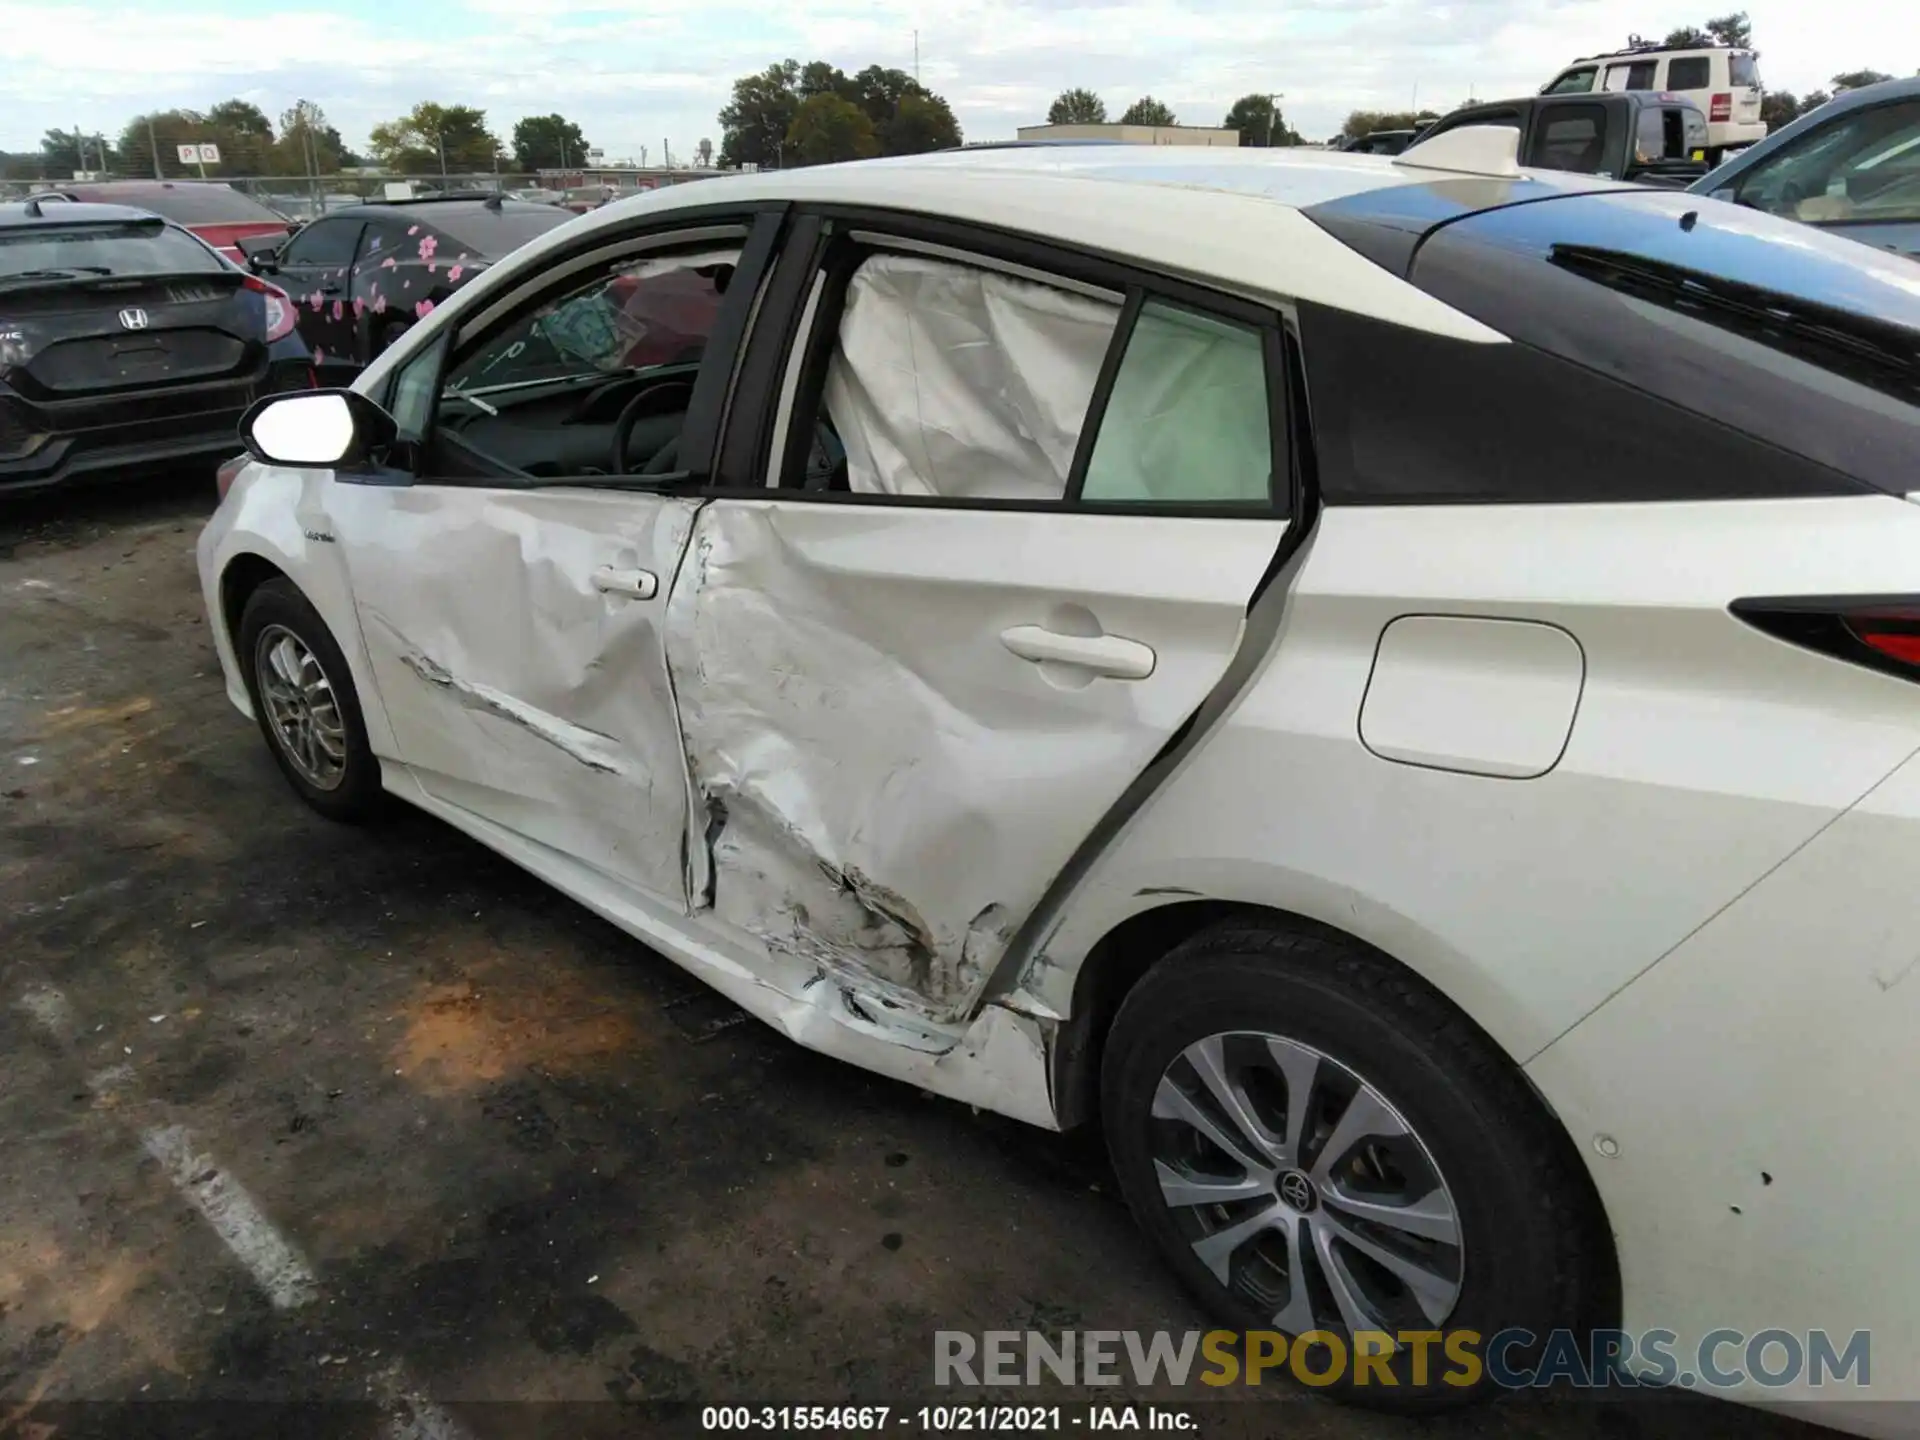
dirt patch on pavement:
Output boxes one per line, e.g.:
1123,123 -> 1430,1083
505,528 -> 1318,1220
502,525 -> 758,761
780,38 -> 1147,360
393,969 -> 644,1096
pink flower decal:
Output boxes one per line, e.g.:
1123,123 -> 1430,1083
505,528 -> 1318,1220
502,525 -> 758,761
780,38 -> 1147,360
330,300 -> 343,321
407,225 -> 419,235
417,234 -> 437,261
446,264 -> 463,283
372,293 -> 388,315
380,256 -> 396,269
314,346 -> 325,363
352,297 -> 365,318
414,298 -> 435,319
308,292 -> 324,312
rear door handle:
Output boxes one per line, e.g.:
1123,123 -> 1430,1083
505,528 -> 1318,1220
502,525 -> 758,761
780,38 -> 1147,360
999,624 -> 1156,680
591,566 -> 658,600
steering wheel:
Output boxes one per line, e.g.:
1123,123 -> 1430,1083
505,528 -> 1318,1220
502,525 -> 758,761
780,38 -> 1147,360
609,380 -> 694,476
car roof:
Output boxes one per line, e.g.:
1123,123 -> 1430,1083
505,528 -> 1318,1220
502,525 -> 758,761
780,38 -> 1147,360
0,199 -> 168,227
322,196 -> 561,221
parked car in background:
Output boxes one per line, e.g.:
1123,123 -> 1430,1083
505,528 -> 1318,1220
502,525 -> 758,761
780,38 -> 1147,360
1541,41 -> 1765,159
1415,92 -> 1709,185
204,144 -> 1920,1433
1339,129 -> 1418,155
27,180 -> 295,264
246,193 -> 573,377
1691,75 -> 1920,262
0,200 -> 308,496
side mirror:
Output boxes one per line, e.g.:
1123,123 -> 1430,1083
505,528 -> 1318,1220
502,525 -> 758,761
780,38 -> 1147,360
240,389 -> 398,469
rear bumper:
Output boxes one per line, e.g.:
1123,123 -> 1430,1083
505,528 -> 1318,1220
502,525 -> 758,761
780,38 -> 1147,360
0,376 -> 271,495
1708,120 -> 1769,148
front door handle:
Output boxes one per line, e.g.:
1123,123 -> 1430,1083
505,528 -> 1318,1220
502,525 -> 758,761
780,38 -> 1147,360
999,624 -> 1156,680
592,565 -> 658,600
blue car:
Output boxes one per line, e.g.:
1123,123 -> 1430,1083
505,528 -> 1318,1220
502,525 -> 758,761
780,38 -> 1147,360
1690,76 -> 1920,262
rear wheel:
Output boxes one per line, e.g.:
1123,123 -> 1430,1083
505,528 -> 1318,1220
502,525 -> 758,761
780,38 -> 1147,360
238,579 -> 382,822
1101,919 -> 1601,1407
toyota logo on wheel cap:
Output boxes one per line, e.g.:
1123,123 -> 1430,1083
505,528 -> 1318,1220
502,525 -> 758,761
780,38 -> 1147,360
118,308 -> 149,330
1278,1170 -> 1317,1213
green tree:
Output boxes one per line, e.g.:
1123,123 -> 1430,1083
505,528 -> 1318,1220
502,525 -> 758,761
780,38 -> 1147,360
1119,96 -> 1177,126
884,90 -> 962,154
275,100 -> 357,175
42,126 -> 116,175
1047,88 -> 1107,125
799,61 -> 855,101
718,59 -> 801,169
1222,93 -> 1298,146
1704,11 -> 1752,46
1341,109 -> 1439,140
1831,69 -> 1894,91
1760,90 -> 1801,129
1662,25 -> 1713,47
369,102 -> 500,174
786,93 -> 880,166
512,114 -> 591,170
849,65 -> 917,126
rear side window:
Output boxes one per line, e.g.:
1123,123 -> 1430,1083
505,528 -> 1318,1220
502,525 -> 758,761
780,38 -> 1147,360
0,221 -> 224,278
1666,57 -> 1711,91
1079,302 -> 1273,506
1534,109 -> 1606,170
1634,109 -> 1687,161
1604,61 -> 1658,92
1729,52 -> 1761,88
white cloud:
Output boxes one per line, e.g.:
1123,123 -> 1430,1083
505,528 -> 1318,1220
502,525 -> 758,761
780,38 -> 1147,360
1,0 -> 1913,163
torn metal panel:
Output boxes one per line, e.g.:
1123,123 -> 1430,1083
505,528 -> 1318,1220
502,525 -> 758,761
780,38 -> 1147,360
326,483 -> 704,908
664,499 -> 1286,1022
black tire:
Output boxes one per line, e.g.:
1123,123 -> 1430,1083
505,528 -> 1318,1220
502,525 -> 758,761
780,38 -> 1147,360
237,578 -> 383,823
1101,918 -> 1601,1409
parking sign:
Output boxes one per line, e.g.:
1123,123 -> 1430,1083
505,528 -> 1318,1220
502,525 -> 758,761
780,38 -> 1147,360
197,143 -> 221,164
176,144 -> 198,164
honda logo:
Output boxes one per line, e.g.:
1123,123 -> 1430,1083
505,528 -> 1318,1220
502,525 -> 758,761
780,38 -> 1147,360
118,308 -> 148,331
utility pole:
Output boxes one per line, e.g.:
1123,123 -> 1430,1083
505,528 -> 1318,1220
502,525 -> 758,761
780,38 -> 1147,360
914,30 -> 920,84
438,131 -> 448,178
146,114 -> 163,179
663,137 -> 670,168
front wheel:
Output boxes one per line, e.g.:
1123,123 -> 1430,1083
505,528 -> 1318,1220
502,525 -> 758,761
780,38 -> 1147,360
1101,919 -> 1602,1407
238,578 -> 383,822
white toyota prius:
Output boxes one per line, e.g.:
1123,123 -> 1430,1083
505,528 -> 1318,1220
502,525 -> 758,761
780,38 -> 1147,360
199,131 -> 1920,1430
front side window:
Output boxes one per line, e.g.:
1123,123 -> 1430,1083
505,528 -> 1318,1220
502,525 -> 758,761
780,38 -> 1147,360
1079,302 -> 1273,506
1665,57 -> 1711,91
1734,101 -> 1920,224
1544,68 -> 1597,95
281,219 -> 360,267
445,246 -> 738,397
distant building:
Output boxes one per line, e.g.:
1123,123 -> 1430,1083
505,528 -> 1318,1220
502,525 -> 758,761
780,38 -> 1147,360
1015,123 -> 1241,147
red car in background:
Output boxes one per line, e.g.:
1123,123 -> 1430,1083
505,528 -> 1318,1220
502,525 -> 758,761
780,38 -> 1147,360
27,181 -> 294,264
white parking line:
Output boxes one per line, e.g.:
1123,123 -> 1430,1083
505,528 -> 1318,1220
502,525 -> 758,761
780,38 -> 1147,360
140,1124 -> 320,1310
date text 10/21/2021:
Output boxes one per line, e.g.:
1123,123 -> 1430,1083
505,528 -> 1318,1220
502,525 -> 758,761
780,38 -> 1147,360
700,1407 -> 1197,1431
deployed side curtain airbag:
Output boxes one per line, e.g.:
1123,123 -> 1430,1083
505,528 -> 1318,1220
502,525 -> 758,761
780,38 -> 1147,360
824,253 -> 1121,501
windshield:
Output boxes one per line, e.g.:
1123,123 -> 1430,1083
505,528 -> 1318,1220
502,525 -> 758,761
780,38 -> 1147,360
1733,99 -> 1920,225
0,222 -> 226,279
427,206 -> 572,258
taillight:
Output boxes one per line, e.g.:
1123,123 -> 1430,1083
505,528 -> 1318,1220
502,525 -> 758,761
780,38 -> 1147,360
243,273 -> 296,343
216,453 -> 249,502
1710,92 -> 1733,122
1732,597 -> 1920,683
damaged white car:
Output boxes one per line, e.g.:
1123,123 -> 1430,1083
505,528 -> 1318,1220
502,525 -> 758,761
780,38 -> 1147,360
200,135 -> 1920,1429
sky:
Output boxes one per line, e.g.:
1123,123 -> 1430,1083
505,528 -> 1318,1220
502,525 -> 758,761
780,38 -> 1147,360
1,0 -> 1915,166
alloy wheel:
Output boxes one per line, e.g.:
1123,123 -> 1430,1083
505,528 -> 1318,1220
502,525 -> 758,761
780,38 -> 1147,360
1149,1031 -> 1464,1342
254,624 -> 348,791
